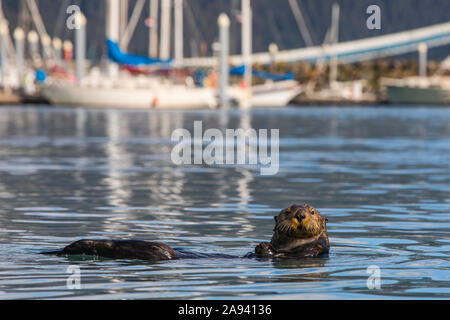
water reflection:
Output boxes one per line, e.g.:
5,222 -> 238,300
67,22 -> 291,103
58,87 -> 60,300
0,106 -> 449,299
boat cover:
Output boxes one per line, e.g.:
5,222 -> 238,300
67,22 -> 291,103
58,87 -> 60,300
229,65 -> 295,81
107,39 -> 172,66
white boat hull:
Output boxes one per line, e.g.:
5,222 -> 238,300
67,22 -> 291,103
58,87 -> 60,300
40,79 -> 301,109
40,83 -> 218,109
228,80 -> 302,108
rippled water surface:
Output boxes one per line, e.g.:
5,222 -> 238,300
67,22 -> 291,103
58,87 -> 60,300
0,105 -> 449,299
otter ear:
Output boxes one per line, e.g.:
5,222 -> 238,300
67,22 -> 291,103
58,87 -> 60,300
325,217 -> 328,223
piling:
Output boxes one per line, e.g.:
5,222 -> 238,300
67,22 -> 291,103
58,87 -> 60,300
52,37 -> 62,65
329,3 -> 340,86
41,34 -> 52,63
160,0 -> 171,60
418,42 -> 427,78
174,0 -> 183,66
13,27 -> 25,83
0,22 -> 8,92
269,43 -> 278,66
106,0 -> 120,77
27,30 -> 39,61
149,0 -> 159,57
241,0 -> 252,89
218,13 -> 230,108
75,12 -> 86,85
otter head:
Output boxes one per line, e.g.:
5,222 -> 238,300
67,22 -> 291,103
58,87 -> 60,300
273,203 -> 328,239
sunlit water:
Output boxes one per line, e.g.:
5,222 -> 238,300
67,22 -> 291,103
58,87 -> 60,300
0,105 -> 449,299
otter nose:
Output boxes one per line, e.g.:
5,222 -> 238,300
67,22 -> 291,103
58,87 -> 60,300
296,212 -> 306,220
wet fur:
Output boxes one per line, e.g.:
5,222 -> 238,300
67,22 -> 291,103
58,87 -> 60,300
258,203 -> 330,257
44,240 -> 179,260
41,204 -> 329,261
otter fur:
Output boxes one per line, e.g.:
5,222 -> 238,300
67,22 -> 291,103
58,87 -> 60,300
41,204 -> 329,260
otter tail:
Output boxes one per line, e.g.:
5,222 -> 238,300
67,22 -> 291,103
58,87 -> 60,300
40,250 -> 62,255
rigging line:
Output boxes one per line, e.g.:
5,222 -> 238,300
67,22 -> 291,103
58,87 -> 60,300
184,0 -> 204,44
261,0 -> 285,50
26,0 -> 48,37
0,0 -> 16,58
330,2 -> 340,44
288,0 -> 314,47
230,0 -> 239,55
323,3 -> 340,45
120,0 -> 129,43
186,0 -> 209,44
18,0 -> 30,30
52,0 -> 71,38
296,0 -> 318,45
119,0 -> 146,50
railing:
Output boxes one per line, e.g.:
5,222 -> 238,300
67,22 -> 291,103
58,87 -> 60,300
182,22 -> 450,67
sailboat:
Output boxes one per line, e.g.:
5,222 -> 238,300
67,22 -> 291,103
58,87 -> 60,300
39,0 -> 301,109
227,65 -> 302,107
40,39 -> 217,109
40,75 -> 218,109
382,56 -> 450,105
39,0 -> 218,109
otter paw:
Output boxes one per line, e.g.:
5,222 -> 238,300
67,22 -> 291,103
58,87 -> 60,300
255,242 -> 275,256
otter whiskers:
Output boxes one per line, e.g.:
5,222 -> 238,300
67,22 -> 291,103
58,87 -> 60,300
297,220 -> 321,237
276,220 -> 297,234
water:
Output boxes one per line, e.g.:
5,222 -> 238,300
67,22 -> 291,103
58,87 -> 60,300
0,105 -> 449,299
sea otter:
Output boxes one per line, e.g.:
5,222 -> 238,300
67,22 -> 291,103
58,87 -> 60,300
41,204 -> 329,260
250,203 -> 329,258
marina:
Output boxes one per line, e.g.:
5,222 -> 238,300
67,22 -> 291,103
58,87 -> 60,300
0,0 -> 448,108
0,0 -> 449,302
0,105 -> 449,299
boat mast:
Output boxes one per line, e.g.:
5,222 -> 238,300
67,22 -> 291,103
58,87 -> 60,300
218,13 -> 230,108
106,0 -> 120,77
159,0 -> 171,60
174,0 -> 183,66
149,0 -> 159,57
119,0 -> 128,51
75,12 -> 86,85
241,0 -> 252,89
329,3 -> 339,86
241,0 -> 252,108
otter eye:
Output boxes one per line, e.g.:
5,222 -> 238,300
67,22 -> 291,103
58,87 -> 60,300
311,210 -> 315,215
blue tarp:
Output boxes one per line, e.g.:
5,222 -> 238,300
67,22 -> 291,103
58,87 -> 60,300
107,39 -> 171,66
229,65 -> 294,81
35,69 -> 47,83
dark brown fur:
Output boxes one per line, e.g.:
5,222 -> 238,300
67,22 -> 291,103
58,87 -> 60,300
56,240 -> 179,260
253,204 -> 329,258
42,204 -> 329,261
